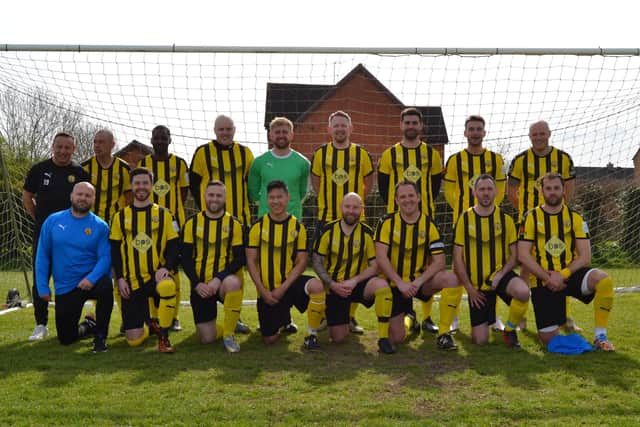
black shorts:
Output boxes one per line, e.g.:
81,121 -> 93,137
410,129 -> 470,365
257,275 -> 314,337
390,285 -> 433,317
326,279 -> 375,327
121,279 -> 160,331
54,276 -> 113,344
190,288 -> 224,324
531,267 -> 596,330
469,270 -> 517,327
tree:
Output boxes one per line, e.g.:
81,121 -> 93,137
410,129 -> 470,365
0,86 -> 102,163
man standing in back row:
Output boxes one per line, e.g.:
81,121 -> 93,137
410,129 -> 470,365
139,125 -> 189,331
189,114 -> 254,334
444,115 -> 506,331
23,131 -> 90,341
249,117 -> 310,221
378,107 -> 444,334
508,120 -> 578,331
311,111 -> 374,334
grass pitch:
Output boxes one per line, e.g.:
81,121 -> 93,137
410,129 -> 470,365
1,290 -> 639,426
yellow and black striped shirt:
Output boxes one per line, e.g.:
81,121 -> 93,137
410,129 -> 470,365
138,154 -> 189,227
444,149 -> 506,222
248,214 -> 307,290
81,156 -> 131,223
189,141 -> 254,225
109,203 -> 179,291
378,142 -> 443,216
315,219 -> 375,282
181,211 -> 244,283
454,207 -> 516,291
520,204 -> 590,287
375,212 -> 444,284
508,147 -> 576,222
311,143 -> 373,222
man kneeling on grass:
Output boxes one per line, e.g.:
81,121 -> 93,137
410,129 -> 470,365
246,180 -> 325,350
310,192 -> 394,353
375,180 -> 462,351
35,182 -> 113,352
518,172 -> 615,351
181,180 -> 245,352
452,174 -> 529,348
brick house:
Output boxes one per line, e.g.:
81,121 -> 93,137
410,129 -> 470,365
263,64 -> 448,164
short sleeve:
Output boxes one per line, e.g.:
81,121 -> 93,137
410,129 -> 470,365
375,217 -> 391,245
572,211 -> 590,239
453,214 -> 466,246
378,148 -> 391,175
248,222 -> 260,248
427,221 -> 444,255
430,148 -> 443,175
296,222 -> 308,252
231,218 -> 244,246
109,211 -> 123,241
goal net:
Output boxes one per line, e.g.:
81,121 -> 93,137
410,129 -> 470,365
1,46 -> 639,292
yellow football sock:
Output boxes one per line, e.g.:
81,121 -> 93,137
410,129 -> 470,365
307,292 -> 326,333
421,298 -> 433,321
148,297 -> 158,319
505,298 -> 528,331
349,302 -> 358,320
215,322 -> 224,340
565,296 -> 573,319
594,276 -> 614,328
156,279 -> 177,329
374,286 -> 392,339
172,273 -> 181,321
127,328 -> 148,347
223,289 -> 243,338
438,287 -> 462,333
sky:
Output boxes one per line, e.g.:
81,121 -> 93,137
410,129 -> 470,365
2,1 -> 640,167
3,0 -> 639,49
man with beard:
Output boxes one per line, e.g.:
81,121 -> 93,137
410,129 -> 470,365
249,117 -> 310,220
23,131 -> 90,341
310,111 -> 374,334
518,173 -> 615,350
375,181 -> 462,351
310,193 -> 394,353
109,167 -> 180,353
246,180 -> 325,350
189,114 -> 254,335
508,120 -> 579,332
452,174 -> 529,348
248,117 -> 310,334
377,108 -> 444,335
181,181 -> 245,352
82,129 -> 132,334
35,182 -> 113,352
139,125 -> 189,331
444,115 -> 507,332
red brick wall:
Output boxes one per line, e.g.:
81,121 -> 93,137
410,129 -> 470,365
286,72 -> 444,166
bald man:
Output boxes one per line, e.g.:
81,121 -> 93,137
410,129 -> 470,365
310,193 -> 394,353
35,182 -> 113,352
189,114 -> 255,334
507,120 -> 578,331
